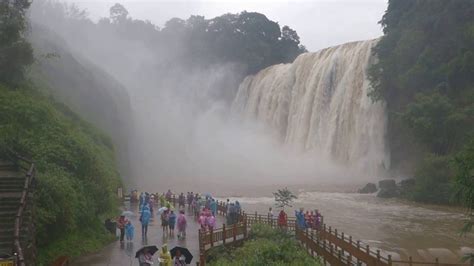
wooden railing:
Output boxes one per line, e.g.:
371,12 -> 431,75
198,208 -> 471,266
139,192 -> 471,266
13,157 -> 36,266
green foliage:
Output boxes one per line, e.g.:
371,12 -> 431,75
0,85 -> 121,264
273,187 -> 297,209
0,0 -> 34,86
407,154 -> 454,204
208,224 -> 320,266
369,0 -> 474,204
453,137 -> 474,234
37,223 -> 115,265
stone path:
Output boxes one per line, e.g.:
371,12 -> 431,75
71,201 -> 224,266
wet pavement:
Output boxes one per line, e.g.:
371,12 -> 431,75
71,201 -> 224,266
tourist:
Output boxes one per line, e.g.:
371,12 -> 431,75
139,192 -> 146,212
125,220 -> 134,241
267,207 -> 274,226
199,212 -> 207,231
161,210 -> 169,234
210,199 -> 217,216
168,210 -> 177,235
305,210 -> 311,228
314,209 -> 321,229
140,205 -> 151,238
278,210 -> 288,229
177,210 -> 187,239
226,203 -> 235,225
138,247 -> 154,266
207,213 -> 216,231
173,249 -> 186,266
159,244 -> 172,266
295,208 -> 307,230
178,193 -> 186,208
149,195 -> 154,214
117,214 -> 128,242
166,189 -> 172,202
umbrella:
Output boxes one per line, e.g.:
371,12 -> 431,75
170,246 -> 193,264
135,245 -> 159,258
121,210 -> 134,217
158,207 -> 168,214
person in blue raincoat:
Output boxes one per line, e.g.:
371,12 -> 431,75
140,205 -> 151,238
210,199 -> 217,216
125,220 -> 134,241
295,208 -> 307,229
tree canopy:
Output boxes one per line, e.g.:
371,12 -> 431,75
369,0 -> 474,204
0,0 -> 34,86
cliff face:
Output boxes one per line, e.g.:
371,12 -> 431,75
28,24 -> 133,178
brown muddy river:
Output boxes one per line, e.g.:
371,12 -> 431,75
216,190 -> 473,263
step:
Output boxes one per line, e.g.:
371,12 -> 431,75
0,184 -> 24,190
0,171 -> 23,178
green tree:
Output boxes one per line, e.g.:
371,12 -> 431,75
369,0 -> 474,204
453,138 -> 474,262
109,3 -> 128,24
0,0 -> 34,85
273,187 -> 297,209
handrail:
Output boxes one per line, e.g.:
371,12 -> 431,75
13,160 -> 36,266
197,208 -> 471,266
153,192 -> 471,266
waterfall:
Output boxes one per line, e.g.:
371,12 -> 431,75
232,39 -> 389,176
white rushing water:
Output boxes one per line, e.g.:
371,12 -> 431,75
232,39 -> 389,177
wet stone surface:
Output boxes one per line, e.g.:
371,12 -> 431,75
71,201 -> 224,266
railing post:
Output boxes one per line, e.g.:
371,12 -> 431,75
243,214 -> 248,239
388,254 -> 392,266
222,224 -> 226,244
199,229 -> 206,266
210,228 -> 214,247
366,245 -> 370,254
335,229 -> 338,238
377,250 -> 381,261
435,258 -> 439,265
409,256 -> 413,266
349,236 -> 352,245
233,223 -> 237,242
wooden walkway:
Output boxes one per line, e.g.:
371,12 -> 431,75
198,203 -> 473,266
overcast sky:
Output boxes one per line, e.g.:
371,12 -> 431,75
62,0 -> 388,52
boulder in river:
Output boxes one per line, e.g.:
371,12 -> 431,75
377,179 -> 398,198
358,183 -> 377,194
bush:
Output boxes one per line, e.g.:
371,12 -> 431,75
208,224 -> 320,266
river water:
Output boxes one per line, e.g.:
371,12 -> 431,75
216,189 -> 473,264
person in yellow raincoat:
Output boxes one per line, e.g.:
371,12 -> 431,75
158,244 -> 172,266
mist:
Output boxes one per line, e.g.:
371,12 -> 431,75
28,0 -> 386,194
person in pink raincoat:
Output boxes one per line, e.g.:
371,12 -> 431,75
199,213 -> 207,231
177,210 -> 187,239
206,214 -> 216,231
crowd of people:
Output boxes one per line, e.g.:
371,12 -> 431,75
268,207 -> 322,230
116,190 -> 322,265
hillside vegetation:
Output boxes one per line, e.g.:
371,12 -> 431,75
1,1 -> 121,264
369,0 -> 474,204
